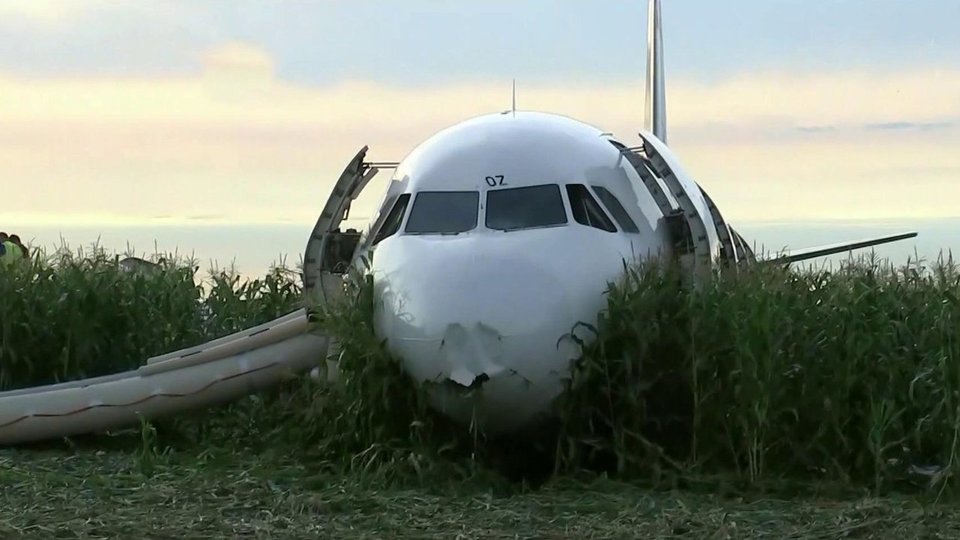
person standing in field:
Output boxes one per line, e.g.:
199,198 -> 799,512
0,232 -> 24,267
9,234 -> 28,259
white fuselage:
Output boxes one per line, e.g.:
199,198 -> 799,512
367,112 -> 681,433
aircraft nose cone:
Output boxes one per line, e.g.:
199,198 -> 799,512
373,239 -> 602,433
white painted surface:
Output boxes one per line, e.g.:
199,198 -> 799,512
370,112 -> 673,433
0,311 -> 327,445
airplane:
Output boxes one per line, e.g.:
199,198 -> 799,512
301,0 -> 919,435
0,0 -> 919,445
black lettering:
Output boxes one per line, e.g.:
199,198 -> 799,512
485,175 -> 507,187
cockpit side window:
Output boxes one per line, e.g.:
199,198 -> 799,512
591,185 -> 640,233
486,184 -> 568,231
565,184 -> 617,233
404,191 -> 479,234
372,193 -> 410,245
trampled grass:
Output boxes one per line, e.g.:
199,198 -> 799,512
5,445 -> 960,539
6,244 -> 960,535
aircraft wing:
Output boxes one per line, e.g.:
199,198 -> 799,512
760,231 -> 918,265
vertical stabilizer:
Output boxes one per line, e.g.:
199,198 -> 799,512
644,0 -> 667,144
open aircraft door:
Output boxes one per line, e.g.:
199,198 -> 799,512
302,146 -> 392,307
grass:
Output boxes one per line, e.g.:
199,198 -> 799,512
5,445 -> 960,539
554,254 -> 960,494
298,252 -> 960,495
0,243 -> 301,390
6,243 -> 960,535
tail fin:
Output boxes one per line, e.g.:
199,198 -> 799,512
644,0 -> 667,144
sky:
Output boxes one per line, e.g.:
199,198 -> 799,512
2,0 -> 959,236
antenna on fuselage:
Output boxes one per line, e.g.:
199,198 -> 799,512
644,0 -> 667,144
502,79 -> 518,116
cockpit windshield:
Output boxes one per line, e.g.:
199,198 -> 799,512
566,184 -> 616,232
372,193 -> 410,245
590,185 -> 640,233
404,191 -> 479,234
485,184 -> 568,231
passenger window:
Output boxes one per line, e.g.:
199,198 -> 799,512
373,193 -> 410,245
404,191 -> 479,234
486,185 -> 568,231
565,184 -> 616,233
591,185 -> 640,233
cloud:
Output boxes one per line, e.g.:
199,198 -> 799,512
0,0 -> 154,26
5,62 -> 958,140
662,69 -> 960,138
201,42 -> 275,78
3,48 -> 960,226
0,0 -> 99,22
796,120 -> 958,136
796,125 -> 836,133
864,121 -> 955,132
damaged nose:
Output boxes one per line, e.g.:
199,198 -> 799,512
374,241 -> 599,432
378,248 -> 573,388
442,322 -> 506,387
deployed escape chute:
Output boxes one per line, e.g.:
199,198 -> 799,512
0,151 -> 383,446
